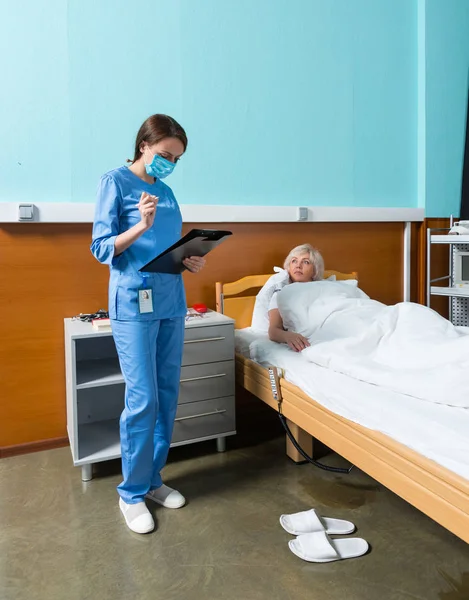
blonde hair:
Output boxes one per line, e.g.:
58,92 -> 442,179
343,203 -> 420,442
283,244 -> 324,281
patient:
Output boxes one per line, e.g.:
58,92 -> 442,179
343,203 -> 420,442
268,244 -> 324,352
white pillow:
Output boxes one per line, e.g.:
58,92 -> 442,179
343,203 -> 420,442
341,278 -> 357,285
277,280 -> 369,336
251,270 -> 339,332
251,268 -> 289,332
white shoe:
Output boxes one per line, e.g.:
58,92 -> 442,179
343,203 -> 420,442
280,509 -> 355,536
119,498 -> 154,534
288,531 -> 369,563
145,484 -> 186,509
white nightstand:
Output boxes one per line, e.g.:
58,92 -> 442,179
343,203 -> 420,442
64,311 -> 236,481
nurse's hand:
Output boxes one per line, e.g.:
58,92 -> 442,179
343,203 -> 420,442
137,192 -> 158,230
183,256 -> 206,273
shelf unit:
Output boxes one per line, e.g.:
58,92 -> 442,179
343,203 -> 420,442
65,312 -> 236,482
426,223 -> 469,325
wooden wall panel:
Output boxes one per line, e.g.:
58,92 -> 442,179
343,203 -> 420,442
411,222 -> 421,303
0,221 -> 405,451
417,218 -> 451,317
0,225 -> 109,451
182,221 -> 406,307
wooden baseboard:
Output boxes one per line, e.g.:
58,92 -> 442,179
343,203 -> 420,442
0,436 -> 69,459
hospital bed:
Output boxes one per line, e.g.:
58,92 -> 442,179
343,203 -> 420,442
215,271 -> 469,544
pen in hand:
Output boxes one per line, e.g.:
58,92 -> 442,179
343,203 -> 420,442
136,193 -> 158,229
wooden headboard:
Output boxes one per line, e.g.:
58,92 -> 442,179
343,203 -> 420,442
216,269 -> 358,328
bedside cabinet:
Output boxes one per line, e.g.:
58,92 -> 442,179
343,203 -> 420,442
64,311 -> 236,481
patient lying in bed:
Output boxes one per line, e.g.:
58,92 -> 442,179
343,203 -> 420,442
262,243 -> 469,408
268,244 -> 323,352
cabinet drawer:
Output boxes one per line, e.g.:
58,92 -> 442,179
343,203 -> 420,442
182,324 -> 234,366
179,361 -> 234,405
172,397 -> 235,444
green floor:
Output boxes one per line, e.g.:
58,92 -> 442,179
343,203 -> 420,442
1,431 -> 469,600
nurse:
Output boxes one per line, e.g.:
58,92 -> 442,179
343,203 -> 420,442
91,114 -> 205,534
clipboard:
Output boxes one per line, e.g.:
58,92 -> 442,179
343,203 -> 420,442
139,229 -> 233,274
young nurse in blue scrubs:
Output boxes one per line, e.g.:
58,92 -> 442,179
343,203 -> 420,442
91,114 -> 205,534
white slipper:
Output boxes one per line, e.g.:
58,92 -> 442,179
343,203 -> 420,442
119,498 -> 154,534
289,531 -> 368,563
145,484 -> 186,509
280,508 -> 355,536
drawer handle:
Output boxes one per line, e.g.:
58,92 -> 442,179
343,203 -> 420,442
184,337 -> 225,344
180,373 -> 226,383
175,409 -> 227,422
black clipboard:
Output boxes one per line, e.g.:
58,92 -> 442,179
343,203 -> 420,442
139,229 -> 232,274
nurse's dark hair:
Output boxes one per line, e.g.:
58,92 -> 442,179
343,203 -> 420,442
129,114 -> 188,163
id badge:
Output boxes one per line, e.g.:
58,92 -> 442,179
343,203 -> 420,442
138,289 -> 153,314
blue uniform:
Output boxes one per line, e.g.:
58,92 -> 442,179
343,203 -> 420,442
91,165 -> 187,504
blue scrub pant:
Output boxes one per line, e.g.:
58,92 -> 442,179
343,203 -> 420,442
111,317 -> 185,504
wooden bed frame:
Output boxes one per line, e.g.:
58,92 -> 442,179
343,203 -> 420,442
216,271 -> 469,544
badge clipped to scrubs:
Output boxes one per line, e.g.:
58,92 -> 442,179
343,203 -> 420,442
138,279 -> 153,314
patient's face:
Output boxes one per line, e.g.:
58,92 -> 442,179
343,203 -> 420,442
288,252 -> 315,282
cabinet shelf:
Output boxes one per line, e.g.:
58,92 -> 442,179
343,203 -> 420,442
76,419 -> 121,465
430,234 -> 469,244
76,358 -> 124,389
430,286 -> 469,298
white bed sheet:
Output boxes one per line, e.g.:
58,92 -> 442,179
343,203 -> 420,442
236,328 -> 469,480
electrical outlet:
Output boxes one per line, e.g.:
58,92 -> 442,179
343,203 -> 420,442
297,207 -> 308,221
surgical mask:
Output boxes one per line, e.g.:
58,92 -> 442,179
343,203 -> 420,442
144,150 -> 176,179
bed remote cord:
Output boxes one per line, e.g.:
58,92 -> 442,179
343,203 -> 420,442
278,409 -> 353,474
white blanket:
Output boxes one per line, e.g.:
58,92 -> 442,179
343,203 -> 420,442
271,281 -> 469,408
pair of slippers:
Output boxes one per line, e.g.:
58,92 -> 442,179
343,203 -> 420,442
280,509 -> 369,563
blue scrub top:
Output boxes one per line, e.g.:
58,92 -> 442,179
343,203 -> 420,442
91,166 -> 187,321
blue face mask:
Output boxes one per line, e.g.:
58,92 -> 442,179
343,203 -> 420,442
144,152 -> 176,179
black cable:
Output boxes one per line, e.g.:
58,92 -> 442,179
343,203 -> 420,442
73,309 -> 109,323
278,405 -> 353,474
